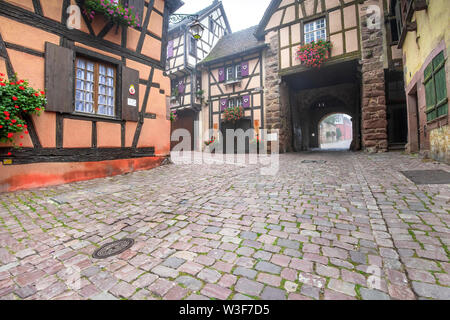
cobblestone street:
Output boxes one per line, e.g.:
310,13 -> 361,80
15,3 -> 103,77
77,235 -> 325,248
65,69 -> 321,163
0,151 -> 449,300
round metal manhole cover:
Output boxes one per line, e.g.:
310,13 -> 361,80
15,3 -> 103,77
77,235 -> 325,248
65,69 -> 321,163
92,238 -> 135,259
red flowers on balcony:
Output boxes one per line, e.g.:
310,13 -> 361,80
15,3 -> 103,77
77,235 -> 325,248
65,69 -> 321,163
296,40 -> 332,68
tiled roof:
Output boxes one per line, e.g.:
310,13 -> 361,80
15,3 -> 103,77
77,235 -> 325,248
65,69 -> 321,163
200,26 -> 266,64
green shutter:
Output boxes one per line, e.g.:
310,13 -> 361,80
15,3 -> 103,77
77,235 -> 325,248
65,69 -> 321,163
424,78 -> 436,110
437,103 -> 448,117
424,63 -> 433,81
424,51 -> 448,122
434,67 -> 447,104
432,51 -> 444,69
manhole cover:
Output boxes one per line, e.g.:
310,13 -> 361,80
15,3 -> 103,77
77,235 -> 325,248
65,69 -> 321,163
92,238 -> 135,259
302,160 -> 327,164
401,170 -> 450,185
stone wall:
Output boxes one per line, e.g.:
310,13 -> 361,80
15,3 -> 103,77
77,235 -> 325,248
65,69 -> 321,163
264,31 -> 292,153
359,1 -> 388,152
430,125 -> 450,164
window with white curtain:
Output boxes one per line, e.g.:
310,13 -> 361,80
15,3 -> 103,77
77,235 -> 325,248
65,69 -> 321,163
75,57 -> 116,117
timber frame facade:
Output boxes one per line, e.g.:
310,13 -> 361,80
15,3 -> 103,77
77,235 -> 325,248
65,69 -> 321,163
249,0 -> 408,153
0,0 -> 182,192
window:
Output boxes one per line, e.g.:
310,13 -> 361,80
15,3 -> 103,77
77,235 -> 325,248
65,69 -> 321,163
189,36 -> 197,57
226,65 -> 243,82
235,97 -> 243,108
226,66 -> 234,81
304,18 -> 326,44
75,57 -> 116,117
227,97 -> 242,108
236,65 -> 242,79
424,51 -> 448,122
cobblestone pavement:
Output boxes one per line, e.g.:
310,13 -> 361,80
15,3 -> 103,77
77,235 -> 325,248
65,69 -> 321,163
0,152 -> 449,300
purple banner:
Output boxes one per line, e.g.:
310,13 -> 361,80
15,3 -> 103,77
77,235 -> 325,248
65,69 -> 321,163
167,40 -> 174,58
218,67 -> 225,82
241,61 -> 249,77
242,95 -> 250,108
177,80 -> 185,94
220,99 -> 228,111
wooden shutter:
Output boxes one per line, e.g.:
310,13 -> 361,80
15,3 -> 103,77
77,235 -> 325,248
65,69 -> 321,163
45,42 -> 74,113
167,40 -> 174,58
121,66 -> 139,121
220,98 -> 228,111
218,67 -> 225,82
241,61 -> 249,77
177,80 -> 185,94
242,95 -> 250,108
127,0 -> 145,24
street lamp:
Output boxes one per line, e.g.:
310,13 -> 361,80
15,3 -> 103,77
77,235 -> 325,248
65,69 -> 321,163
169,14 -> 204,39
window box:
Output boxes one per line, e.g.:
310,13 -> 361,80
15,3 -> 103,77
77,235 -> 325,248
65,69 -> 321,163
83,0 -> 142,30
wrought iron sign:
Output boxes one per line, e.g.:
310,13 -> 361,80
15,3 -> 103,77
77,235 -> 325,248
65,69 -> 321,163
169,14 -> 199,25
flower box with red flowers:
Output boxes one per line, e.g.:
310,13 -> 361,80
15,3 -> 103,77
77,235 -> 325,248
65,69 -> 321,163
83,0 -> 141,29
296,40 -> 332,68
0,74 -> 46,149
223,106 -> 244,123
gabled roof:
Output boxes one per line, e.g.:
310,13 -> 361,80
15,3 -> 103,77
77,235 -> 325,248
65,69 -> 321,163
254,0 -> 283,40
200,26 -> 267,65
169,0 -> 231,35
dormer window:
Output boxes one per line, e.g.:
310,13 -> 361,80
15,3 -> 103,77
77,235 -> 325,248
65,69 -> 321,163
304,18 -> 326,44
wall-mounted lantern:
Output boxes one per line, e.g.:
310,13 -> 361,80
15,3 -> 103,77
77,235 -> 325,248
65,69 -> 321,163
169,14 -> 204,40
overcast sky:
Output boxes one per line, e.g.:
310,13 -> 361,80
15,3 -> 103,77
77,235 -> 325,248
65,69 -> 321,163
174,0 -> 272,32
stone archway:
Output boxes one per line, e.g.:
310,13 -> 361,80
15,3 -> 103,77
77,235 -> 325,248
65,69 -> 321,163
291,83 -> 361,151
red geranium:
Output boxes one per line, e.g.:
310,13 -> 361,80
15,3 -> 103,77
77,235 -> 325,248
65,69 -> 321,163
0,75 -> 46,155
296,40 -> 332,68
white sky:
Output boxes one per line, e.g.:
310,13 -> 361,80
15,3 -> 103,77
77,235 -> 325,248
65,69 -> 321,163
174,0 -> 272,32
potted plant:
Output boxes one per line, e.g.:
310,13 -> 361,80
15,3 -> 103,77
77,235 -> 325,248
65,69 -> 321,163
83,0 -> 141,31
169,110 -> 177,122
223,106 -> 244,124
0,73 -> 46,156
204,136 -> 216,153
195,89 -> 204,101
296,39 -> 332,68
250,135 -> 264,153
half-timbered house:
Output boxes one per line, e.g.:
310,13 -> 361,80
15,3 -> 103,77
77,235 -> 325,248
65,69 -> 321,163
253,0 -> 407,153
0,0 -> 182,192
197,26 -> 267,153
166,0 -> 231,150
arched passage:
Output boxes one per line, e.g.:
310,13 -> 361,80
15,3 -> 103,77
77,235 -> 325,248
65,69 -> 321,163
318,113 -> 353,150
291,87 -> 360,151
